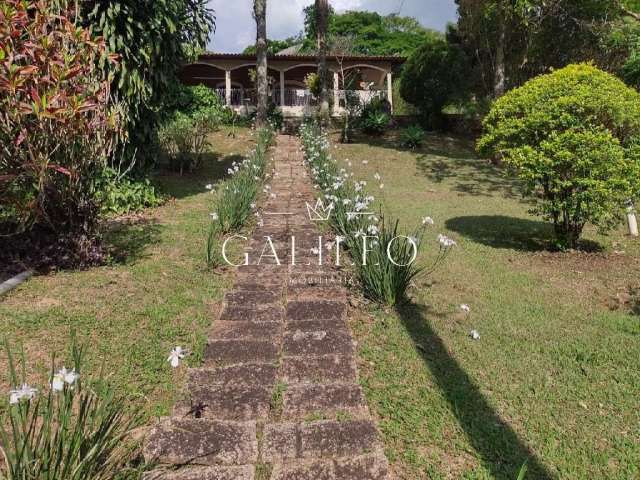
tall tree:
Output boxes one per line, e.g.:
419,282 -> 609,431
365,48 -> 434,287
254,0 -> 268,126
316,0 -> 331,120
79,0 -> 215,168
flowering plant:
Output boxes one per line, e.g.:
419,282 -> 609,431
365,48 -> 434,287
1,340 -> 141,479
300,121 -> 454,305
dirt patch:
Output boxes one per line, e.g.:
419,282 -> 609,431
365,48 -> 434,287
517,248 -> 640,315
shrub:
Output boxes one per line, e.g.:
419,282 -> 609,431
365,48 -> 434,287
158,110 -> 219,174
95,168 -> 163,216
478,64 -> 640,248
1,340 -> 142,480
361,112 -> 390,136
400,125 -> 426,149
0,0 -> 118,253
400,37 -> 470,129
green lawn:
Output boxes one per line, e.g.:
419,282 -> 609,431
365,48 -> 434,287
0,127 -> 253,418
333,130 -> 640,479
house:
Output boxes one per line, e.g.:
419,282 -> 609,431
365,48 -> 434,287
179,52 -> 406,117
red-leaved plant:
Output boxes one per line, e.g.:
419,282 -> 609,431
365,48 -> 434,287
0,0 -> 119,261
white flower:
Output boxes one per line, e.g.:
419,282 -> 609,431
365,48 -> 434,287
51,367 -> 79,391
379,183 -> 384,189
168,346 -> 186,368
368,224 -> 379,235
311,247 -> 320,255
347,212 -> 357,221
270,193 -> 277,198
438,234 -> 457,248
210,212 -> 219,221
9,384 -> 37,404
470,330 -> 481,340
422,216 -> 434,226
250,203 -> 257,210
460,304 -> 470,313
205,184 -> 213,190
374,173 -> 381,181
362,160 -> 368,165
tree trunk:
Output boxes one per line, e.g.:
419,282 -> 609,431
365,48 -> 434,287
494,2 -> 506,98
316,0 -> 330,122
254,0 -> 268,127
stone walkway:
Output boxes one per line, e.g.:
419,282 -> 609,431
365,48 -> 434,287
143,135 -> 390,480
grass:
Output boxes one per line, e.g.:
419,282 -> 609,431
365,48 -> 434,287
332,130 -> 640,479
0,126 -> 255,419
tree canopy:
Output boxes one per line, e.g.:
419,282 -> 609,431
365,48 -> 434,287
241,6 -> 439,57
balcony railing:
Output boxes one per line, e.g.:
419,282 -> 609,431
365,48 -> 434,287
218,87 -> 388,108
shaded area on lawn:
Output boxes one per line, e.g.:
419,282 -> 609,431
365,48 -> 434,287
104,218 -> 164,265
415,154 -> 522,199
447,215 -> 605,253
154,152 -> 243,200
396,303 -> 556,480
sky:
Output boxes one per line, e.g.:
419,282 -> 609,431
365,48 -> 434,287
207,0 -> 458,53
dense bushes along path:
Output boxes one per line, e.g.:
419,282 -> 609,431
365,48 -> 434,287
143,135 -> 390,479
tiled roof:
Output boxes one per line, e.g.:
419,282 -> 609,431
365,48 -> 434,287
199,52 -> 406,63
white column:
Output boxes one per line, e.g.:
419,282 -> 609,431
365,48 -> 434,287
225,70 -> 231,106
386,72 -> 393,114
333,71 -> 340,115
280,70 -> 285,108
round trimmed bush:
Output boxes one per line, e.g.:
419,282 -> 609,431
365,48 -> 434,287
478,64 -> 640,248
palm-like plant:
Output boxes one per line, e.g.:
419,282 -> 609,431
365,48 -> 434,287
253,0 -> 268,126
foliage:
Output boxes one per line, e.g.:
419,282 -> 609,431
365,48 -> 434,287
301,6 -> 442,56
0,0 -> 118,254
210,126 -> 275,234
95,168 -> 163,216
361,111 -> 390,136
242,36 -> 302,55
300,121 -> 452,305
478,64 -> 640,248
80,0 -> 215,170
1,340 -> 142,480
400,37 -> 470,128
400,125 -> 426,149
249,103 -> 283,131
162,83 -> 235,124
304,72 -> 322,98
158,110 -> 220,175
454,0 -> 640,98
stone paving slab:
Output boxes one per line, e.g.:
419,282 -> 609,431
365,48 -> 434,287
175,384 -> 272,421
205,339 -> 280,365
143,418 -> 258,466
210,321 -> 283,341
279,355 -> 358,384
269,453 -> 389,480
143,465 -> 255,480
219,305 -> 284,323
188,364 -> 278,387
262,420 -> 382,462
286,301 -> 346,321
283,330 -> 355,357
282,384 -> 369,418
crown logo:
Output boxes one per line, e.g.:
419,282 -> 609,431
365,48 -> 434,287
306,199 -> 334,221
